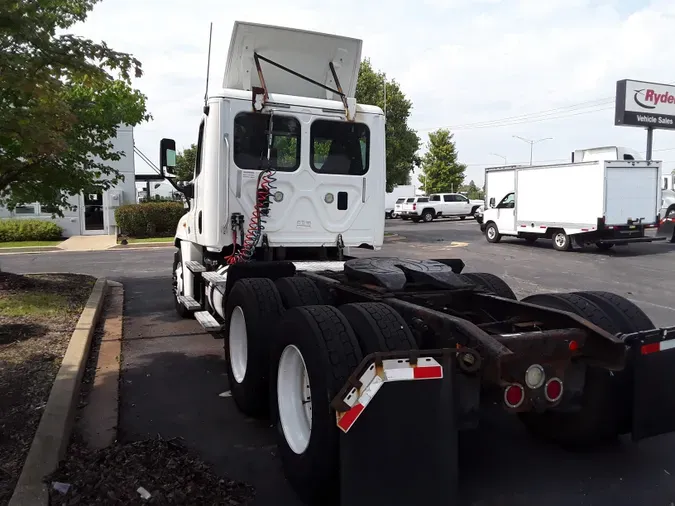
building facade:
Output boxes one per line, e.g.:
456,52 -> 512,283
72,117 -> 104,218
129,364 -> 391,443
0,126 -> 136,237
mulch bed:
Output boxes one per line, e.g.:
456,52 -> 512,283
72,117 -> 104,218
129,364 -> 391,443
47,437 -> 255,505
0,272 -> 96,505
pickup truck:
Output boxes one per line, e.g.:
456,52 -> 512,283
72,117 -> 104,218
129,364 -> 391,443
400,196 -> 436,222
427,193 -> 476,220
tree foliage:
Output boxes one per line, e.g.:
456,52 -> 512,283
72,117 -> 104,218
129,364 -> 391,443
175,144 -> 197,182
0,0 -> 150,214
459,180 -> 483,199
355,59 -> 420,191
419,129 -> 467,194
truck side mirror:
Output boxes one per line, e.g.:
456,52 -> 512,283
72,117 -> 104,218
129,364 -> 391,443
160,138 -> 177,178
489,198 -> 495,208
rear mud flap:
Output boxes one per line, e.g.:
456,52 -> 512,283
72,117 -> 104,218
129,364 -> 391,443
655,218 -> 675,242
630,327 -> 675,441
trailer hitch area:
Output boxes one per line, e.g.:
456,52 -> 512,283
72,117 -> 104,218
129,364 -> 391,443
330,348 -> 479,434
626,326 -> 675,441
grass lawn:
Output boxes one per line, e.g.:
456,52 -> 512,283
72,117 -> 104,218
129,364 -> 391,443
0,240 -> 62,248
124,237 -> 174,244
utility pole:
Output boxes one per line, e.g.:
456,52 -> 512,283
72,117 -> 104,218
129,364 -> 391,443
513,136 -> 552,165
490,153 -> 507,165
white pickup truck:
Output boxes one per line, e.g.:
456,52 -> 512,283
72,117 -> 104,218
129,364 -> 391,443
401,193 -> 478,222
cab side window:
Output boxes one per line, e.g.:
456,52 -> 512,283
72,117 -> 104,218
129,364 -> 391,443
443,195 -> 454,202
195,120 -> 205,177
497,192 -> 515,209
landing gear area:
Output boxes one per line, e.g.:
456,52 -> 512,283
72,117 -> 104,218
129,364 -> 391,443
172,251 -> 675,505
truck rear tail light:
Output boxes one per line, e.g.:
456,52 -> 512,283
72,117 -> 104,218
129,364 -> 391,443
525,364 -> 545,389
504,383 -> 525,408
545,378 -> 563,402
413,203 -> 417,211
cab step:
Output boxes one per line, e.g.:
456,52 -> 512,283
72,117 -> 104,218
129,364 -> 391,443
201,270 -> 228,286
177,295 -> 201,311
185,260 -> 206,273
194,311 -> 223,332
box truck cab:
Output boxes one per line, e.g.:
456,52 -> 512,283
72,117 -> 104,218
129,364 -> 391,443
481,146 -> 665,251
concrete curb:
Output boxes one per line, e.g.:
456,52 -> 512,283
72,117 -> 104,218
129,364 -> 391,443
9,277 -> 109,506
0,246 -> 62,255
112,241 -> 174,249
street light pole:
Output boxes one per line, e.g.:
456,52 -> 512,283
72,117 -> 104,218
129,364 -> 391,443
512,136 -> 553,165
490,153 -> 507,165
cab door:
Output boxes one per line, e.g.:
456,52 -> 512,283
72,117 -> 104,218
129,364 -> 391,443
495,192 -> 516,233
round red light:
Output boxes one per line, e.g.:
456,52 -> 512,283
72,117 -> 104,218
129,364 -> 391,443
504,384 -> 525,408
568,340 -> 579,351
545,378 -> 563,402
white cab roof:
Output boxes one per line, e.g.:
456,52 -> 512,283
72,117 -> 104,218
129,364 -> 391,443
223,21 -> 362,101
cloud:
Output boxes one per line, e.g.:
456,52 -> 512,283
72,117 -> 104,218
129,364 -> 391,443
69,0 -> 675,184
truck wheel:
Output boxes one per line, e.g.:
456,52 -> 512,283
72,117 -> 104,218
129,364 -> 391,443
572,291 -> 654,333
552,230 -> 572,251
224,278 -> 285,418
484,222 -> 501,243
518,292 -> 625,447
339,302 -> 417,353
422,209 -> 434,222
462,272 -> 517,300
172,250 -> 192,319
275,276 -> 326,308
270,306 -> 363,505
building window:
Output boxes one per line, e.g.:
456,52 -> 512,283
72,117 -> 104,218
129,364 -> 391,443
310,120 -> 369,175
14,204 -> 37,215
40,204 -> 61,215
233,113 -> 301,172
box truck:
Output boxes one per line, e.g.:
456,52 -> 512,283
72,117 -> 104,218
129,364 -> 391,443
480,146 -> 665,251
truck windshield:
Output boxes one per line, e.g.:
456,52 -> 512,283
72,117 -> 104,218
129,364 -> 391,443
310,120 -> 369,176
233,112 -> 301,172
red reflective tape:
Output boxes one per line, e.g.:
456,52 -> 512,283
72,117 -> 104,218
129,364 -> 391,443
641,342 -> 660,355
520,225 -> 527,228
581,228 -> 589,232
337,403 -> 364,432
413,365 -> 443,379
540,226 -> 546,229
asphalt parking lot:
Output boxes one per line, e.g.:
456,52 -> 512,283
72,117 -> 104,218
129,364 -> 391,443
2,225 -> 675,506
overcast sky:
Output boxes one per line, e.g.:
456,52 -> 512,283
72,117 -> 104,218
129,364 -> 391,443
71,0 -> 675,188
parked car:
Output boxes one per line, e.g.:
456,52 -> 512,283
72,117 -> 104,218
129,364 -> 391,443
474,204 -> 485,225
392,197 -> 409,218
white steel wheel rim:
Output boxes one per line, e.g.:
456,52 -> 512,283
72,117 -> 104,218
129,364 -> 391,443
229,306 -> 248,384
175,262 -> 184,296
277,344 -> 312,455
555,233 -> 567,248
487,226 -> 496,239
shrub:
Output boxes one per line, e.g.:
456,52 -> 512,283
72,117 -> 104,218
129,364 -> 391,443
115,202 -> 185,237
0,219 -> 63,242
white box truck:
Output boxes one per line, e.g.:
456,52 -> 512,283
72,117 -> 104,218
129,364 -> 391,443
481,146 -> 665,251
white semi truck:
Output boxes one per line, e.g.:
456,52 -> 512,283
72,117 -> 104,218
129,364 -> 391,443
481,146 -> 666,251
160,22 -> 675,506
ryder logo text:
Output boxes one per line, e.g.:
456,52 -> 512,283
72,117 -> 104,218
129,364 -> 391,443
634,89 -> 675,109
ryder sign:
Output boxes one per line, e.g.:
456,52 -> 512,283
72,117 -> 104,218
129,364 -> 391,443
615,79 -> 675,130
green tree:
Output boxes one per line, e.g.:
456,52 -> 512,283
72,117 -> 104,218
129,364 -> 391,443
0,0 -> 150,214
419,129 -> 466,194
175,144 -> 197,181
355,59 -> 420,191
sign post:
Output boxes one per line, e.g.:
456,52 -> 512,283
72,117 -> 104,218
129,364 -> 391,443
615,79 -> 675,160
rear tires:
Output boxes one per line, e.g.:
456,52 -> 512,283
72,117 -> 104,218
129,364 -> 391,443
422,210 -> 434,222
518,292 -> 627,447
224,278 -> 285,418
275,276 -> 327,308
552,230 -> 572,251
270,306 -> 363,505
462,272 -> 517,300
339,302 -> 417,353
484,222 -> 501,243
